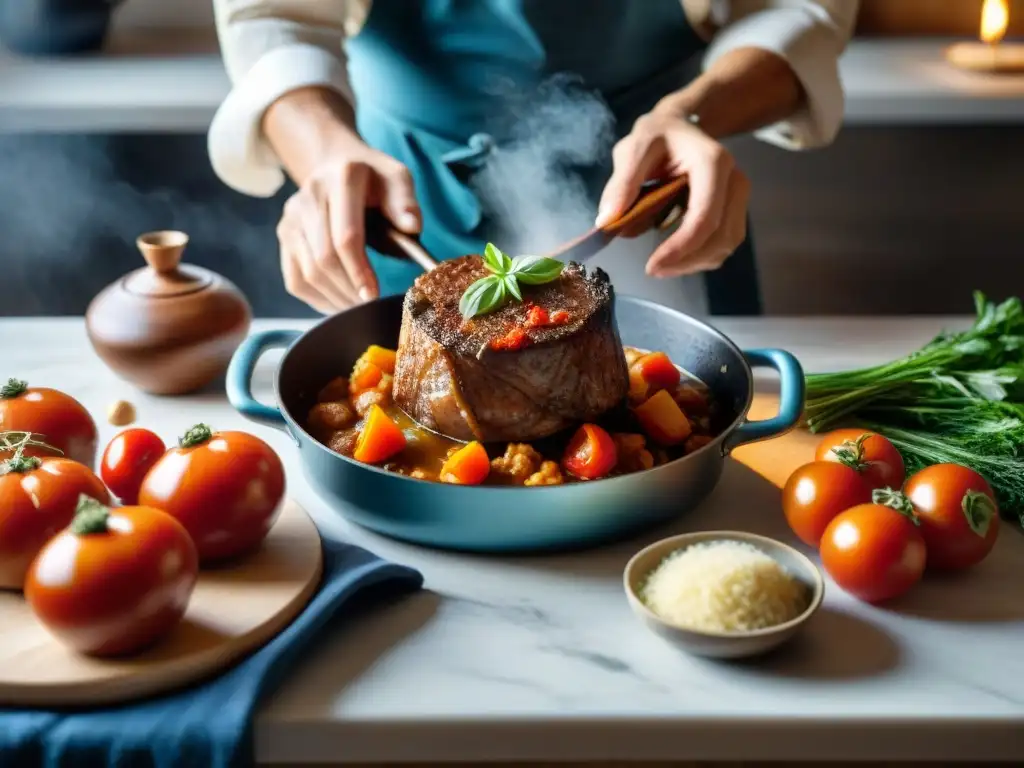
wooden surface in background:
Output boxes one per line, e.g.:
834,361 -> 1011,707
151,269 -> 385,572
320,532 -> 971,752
857,0 -> 1024,37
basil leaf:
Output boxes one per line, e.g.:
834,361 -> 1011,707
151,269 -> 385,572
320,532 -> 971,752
459,275 -> 507,319
503,274 -> 522,302
510,254 -> 565,285
483,243 -> 511,275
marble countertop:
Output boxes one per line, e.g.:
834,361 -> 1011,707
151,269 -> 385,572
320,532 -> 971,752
4,316 -> 1024,764
3,34 -> 1024,131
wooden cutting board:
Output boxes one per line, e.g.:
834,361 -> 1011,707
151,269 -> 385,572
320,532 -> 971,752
0,498 -> 322,708
731,394 -> 820,487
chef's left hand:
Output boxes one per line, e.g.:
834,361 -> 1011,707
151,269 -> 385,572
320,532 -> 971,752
596,107 -> 751,279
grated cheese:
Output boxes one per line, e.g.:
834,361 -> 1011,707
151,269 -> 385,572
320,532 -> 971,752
641,540 -> 809,633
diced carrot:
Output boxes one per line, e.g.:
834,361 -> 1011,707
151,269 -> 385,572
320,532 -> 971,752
360,345 -> 397,375
634,389 -> 692,446
631,352 -> 681,393
549,310 -> 570,324
628,367 -> 650,403
349,359 -> 383,395
562,423 -> 618,480
353,404 -> 407,464
440,441 -> 491,485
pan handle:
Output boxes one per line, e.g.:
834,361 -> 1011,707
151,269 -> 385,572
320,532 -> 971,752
365,209 -> 439,272
723,349 -> 805,452
226,329 -> 302,431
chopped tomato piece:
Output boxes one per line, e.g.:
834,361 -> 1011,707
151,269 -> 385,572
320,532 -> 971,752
349,359 -> 383,395
634,389 -> 692,446
353,405 -> 407,464
440,441 -> 491,485
359,345 -> 397,375
490,327 -> 531,351
549,310 -> 570,324
562,424 -> 618,480
631,352 -> 681,393
525,306 -> 550,328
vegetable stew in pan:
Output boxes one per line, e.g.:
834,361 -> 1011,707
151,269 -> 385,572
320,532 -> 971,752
305,345 -> 728,487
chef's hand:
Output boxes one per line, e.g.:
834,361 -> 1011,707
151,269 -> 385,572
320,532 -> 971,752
276,144 -> 421,314
596,107 -> 750,279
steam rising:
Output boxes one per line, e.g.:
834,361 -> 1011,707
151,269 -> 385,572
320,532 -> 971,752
471,74 -> 616,256
0,135 -> 270,314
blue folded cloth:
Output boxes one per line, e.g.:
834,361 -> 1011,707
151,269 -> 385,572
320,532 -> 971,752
0,537 -> 423,768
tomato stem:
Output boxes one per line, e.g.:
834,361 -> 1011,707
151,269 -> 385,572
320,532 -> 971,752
70,495 -> 111,535
0,431 -> 61,475
830,434 -> 872,473
179,423 -> 214,449
0,378 -> 27,399
962,490 -> 997,538
871,487 -> 920,525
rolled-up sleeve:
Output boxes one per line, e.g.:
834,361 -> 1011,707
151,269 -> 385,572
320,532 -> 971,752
704,0 -> 858,150
208,0 -> 356,197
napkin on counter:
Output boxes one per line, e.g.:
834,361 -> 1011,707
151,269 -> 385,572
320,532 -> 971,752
0,538 -> 423,768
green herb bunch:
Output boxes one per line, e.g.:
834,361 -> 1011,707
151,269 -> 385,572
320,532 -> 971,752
459,244 -> 564,319
804,292 -> 1024,525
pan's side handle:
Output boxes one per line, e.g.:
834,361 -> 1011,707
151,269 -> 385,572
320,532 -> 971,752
723,349 -> 805,452
226,330 -> 302,431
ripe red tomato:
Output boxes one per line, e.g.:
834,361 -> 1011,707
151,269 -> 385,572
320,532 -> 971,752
820,496 -> 926,603
782,461 -> 872,547
904,463 -> 1000,571
138,424 -> 286,563
25,496 -> 198,657
0,379 -> 98,467
562,423 -> 618,480
100,428 -> 167,505
815,428 -> 905,491
0,451 -> 110,590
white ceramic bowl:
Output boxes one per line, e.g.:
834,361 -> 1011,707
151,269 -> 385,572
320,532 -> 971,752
623,530 -> 824,659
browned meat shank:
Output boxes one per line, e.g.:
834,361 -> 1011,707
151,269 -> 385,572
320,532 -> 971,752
392,255 -> 629,443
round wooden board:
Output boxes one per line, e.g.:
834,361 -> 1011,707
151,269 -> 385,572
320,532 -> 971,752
0,498 -> 322,708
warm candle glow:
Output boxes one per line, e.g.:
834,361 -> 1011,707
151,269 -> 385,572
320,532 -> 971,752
981,0 -> 1009,44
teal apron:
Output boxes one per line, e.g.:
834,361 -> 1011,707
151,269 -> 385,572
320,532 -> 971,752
345,0 -> 761,314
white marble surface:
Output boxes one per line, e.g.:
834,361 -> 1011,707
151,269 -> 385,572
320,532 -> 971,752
4,316 -> 1024,764
4,34 -> 1024,132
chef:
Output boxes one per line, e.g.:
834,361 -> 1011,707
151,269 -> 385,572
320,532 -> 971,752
208,0 -> 857,315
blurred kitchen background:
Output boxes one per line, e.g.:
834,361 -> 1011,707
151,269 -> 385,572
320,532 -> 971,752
0,0 -> 1022,318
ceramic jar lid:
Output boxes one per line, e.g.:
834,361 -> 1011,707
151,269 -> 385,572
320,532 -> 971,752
123,231 -> 212,298
85,230 -> 252,396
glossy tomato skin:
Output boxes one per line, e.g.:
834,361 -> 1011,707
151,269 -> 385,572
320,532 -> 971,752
904,464 -> 1000,571
138,430 -> 286,563
25,504 -> 198,657
820,503 -> 926,603
0,458 -> 109,590
815,429 -> 905,491
100,428 -> 167,505
0,381 -> 98,467
782,461 -> 872,547
562,424 -> 618,480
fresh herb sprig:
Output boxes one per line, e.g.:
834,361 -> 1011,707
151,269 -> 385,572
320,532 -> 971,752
804,292 -> 1024,525
459,243 -> 564,319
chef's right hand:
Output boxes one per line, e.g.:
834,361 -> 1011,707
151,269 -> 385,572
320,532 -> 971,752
276,145 -> 422,314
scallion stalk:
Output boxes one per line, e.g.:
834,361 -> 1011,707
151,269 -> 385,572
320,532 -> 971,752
804,292 -> 1024,527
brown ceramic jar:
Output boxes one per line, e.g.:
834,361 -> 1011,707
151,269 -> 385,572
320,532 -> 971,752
85,231 -> 252,396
